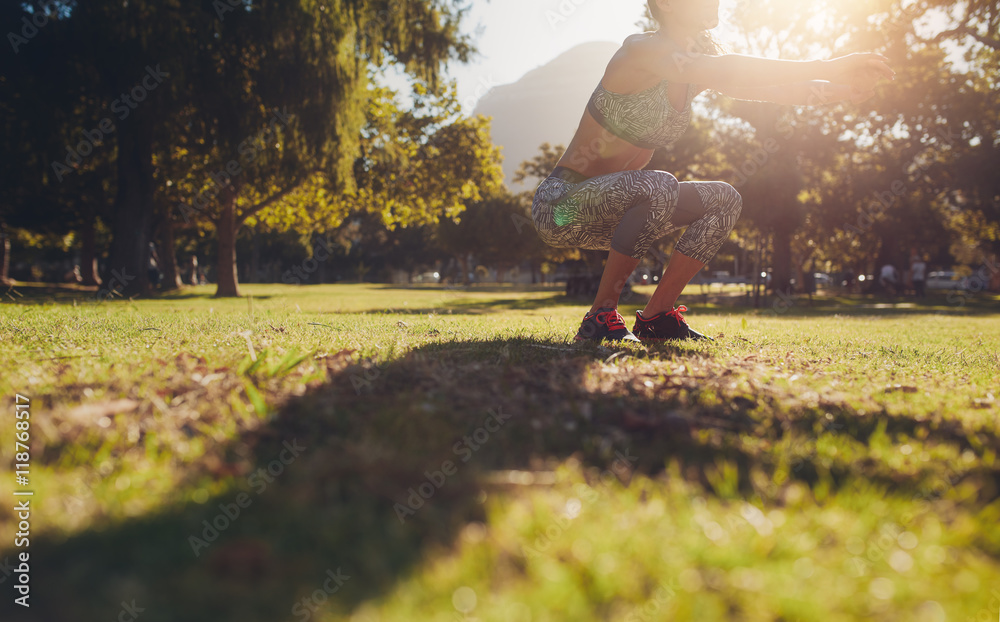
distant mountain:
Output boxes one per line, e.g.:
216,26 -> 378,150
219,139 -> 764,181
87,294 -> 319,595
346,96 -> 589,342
472,41 -> 621,192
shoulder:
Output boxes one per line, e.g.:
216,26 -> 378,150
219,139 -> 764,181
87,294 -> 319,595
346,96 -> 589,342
623,31 -> 656,45
622,31 -> 682,57
619,31 -> 718,84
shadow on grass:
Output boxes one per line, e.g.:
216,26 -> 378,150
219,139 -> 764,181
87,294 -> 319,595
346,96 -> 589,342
322,287 -> 657,316
0,283 -> 284,305
373,284 -> 567,293
3,335 -> 999,621
5,280 -> 997,318
354,295 -> 575,315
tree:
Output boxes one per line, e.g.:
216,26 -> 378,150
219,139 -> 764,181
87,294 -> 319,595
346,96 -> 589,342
236,74 -> 505,287
5,0 -> 480,297
332,77 -> 505,230
1,1 -> 115,287
437,191 -> 542,283
168,2 -> 482,297
707,0 -> 997,292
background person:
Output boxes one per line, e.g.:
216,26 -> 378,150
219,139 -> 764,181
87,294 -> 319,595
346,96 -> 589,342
911,255 -> 927,298
879,262 -> 899,296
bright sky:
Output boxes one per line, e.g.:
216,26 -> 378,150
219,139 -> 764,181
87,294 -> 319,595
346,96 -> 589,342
380,0 -> 651,113
448,0 -> 652,111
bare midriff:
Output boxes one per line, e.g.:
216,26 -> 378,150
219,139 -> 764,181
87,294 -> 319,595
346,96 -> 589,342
553,35 -> 694,179
555,110 -> 656,177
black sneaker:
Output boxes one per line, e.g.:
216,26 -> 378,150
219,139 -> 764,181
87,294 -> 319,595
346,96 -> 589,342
574,307 -> 640,343
632,305 -> 712,341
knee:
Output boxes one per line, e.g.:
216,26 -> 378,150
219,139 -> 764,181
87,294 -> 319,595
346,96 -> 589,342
635,169 -> 678,198
655,170 -> 680,194
720,183 -> 742,218
654,169 -> 679,183
694,181 -> 741,220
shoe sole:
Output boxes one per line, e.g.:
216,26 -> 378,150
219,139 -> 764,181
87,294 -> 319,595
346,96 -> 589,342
574,334 -> 641,343
634,333 -> 713,342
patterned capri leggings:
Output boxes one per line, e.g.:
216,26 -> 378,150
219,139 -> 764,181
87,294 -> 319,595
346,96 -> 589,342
531,166 -> 743,264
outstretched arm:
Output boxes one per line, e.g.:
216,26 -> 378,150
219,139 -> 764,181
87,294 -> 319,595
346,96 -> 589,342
628,36 -> 894,92
715,80 -> 879,106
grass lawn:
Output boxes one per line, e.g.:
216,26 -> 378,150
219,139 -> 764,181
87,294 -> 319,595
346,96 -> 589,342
1,282 -> 999,621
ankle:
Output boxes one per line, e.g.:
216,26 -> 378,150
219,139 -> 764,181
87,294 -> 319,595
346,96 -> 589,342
641,305 -> 674,318
589,304 -> 617,314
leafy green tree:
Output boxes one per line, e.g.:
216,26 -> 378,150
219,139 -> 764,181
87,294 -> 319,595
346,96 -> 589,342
438,191 -> 541,284
1,1 -> 114,287
320,77 -> 505,230
166,2 -> 481,297
4,0 -> 479,297
240,75 -> 504,286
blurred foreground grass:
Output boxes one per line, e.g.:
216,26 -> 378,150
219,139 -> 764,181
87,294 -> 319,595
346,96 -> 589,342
0,283 -> 998,621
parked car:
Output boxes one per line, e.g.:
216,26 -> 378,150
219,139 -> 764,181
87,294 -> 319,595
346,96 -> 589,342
926,271 -> 966,290
413,271 -> 441,283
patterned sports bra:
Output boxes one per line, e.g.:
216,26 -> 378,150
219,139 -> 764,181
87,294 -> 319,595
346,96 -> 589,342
586,79 -> 696,150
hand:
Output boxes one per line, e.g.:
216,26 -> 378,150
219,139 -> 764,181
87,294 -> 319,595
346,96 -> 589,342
825,52 -> 895,86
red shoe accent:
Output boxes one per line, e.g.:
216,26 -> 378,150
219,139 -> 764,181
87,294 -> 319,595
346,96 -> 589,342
595,309 -> 627,332
666,305 -> 689,324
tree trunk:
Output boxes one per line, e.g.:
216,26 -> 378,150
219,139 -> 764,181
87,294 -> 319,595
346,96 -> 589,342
105,108 -> 155,297
457,254 -> 470,285
0,224 -> 11,286
771,226 -> 793,295
214,192 -> 241,297
159,217 -> 183,291
990,253 -> 1000,293
249,232 -> 260,284
752,232 -> 763,308
79,216 -> 101,286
